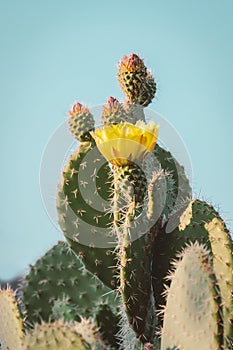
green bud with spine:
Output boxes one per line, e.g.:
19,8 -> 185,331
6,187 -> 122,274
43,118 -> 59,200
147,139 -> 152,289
118,53 -> 156,107
101,96 -> 128,125
68,102 -> 95,142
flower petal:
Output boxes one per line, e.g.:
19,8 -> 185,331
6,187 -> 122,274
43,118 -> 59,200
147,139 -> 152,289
91,121 -> 159,166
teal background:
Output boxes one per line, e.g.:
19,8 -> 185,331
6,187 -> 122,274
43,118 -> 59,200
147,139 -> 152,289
1,0 -> 233,280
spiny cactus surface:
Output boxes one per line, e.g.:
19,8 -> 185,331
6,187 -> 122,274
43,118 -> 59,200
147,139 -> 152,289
0,287 -> 24,350
21,241 -> 115,326
118,53 -> 156,107
101,97 -> 128,126
23,321 -> 88,350
57,140 -> 118,289
68,102 -> 95,142
160,242 -> 224,350
152,199 -> 232,320
205,217 -> 233,347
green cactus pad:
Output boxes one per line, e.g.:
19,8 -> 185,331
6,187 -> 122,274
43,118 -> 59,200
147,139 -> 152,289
66,238 -> 118,290
21,241 -> 114,326
205,217 -> 233,347
0,287 -> 24,350
152,199 -> 226,319
23,321 -> 88,350
161,242 -> 224,350
57,141 -> 112,237
57,141 -> 118,289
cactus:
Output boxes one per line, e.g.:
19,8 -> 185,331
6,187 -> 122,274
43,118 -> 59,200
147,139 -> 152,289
205,217 -> 233,347
0,287 -> 24,350
152,199 -> 233,340
21,241 -> 116,326
55,53 -> 232,348
160,242 -> 224,350
117,228 -> 158,344
3,53 -> 232,350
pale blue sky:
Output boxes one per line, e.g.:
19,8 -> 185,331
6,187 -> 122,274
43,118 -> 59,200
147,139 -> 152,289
1,0 -> 233,279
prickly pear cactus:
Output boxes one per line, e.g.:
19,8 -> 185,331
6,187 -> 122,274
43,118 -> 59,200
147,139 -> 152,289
56,53 -> 218,349
152,199 -> 233,340
21,241 -> 116,326
2,52 -> 230,350
160,242 -> 224,350
57,53 -> 233,349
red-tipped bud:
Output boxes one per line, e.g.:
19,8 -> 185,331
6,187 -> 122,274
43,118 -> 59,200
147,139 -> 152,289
68,102 -> 94,141
69,102 -> 90,117
105,96 -> 121,111
101,97 -> 127,126
118,53 -> 146,73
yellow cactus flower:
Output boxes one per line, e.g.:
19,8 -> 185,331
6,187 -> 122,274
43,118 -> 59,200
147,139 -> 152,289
91,120 -> 159,167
